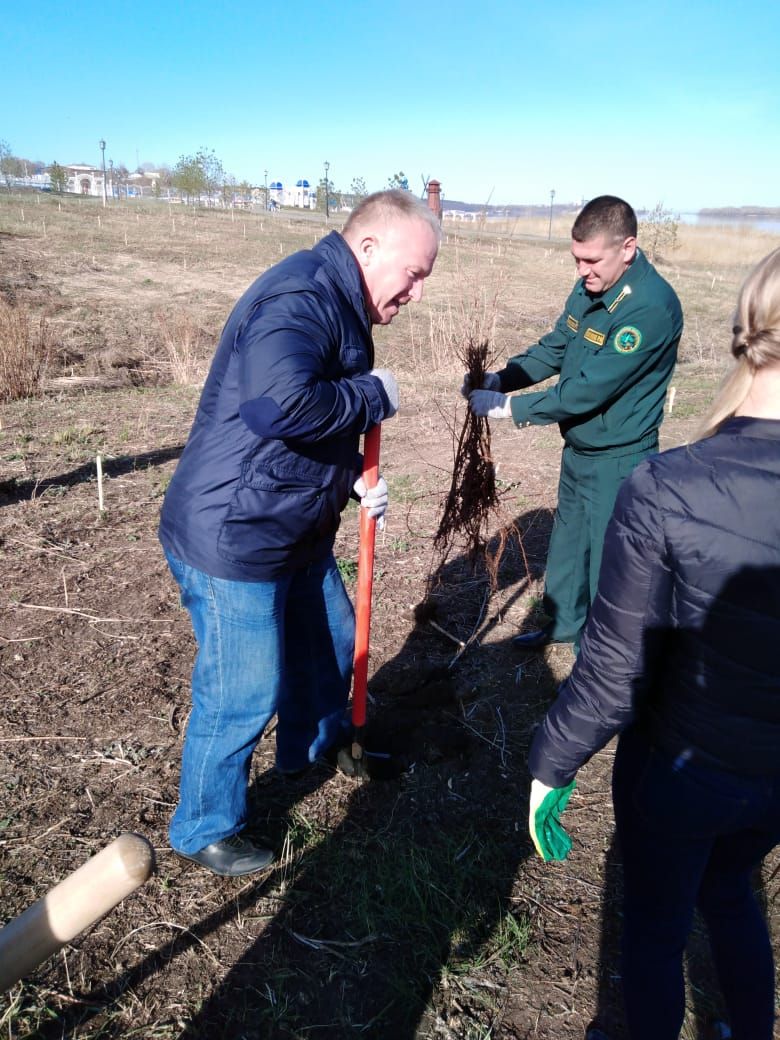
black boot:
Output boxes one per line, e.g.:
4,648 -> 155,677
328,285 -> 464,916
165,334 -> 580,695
512,624 -> 552,650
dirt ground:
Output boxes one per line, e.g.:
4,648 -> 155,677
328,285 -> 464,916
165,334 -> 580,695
1,200 -> 778,1039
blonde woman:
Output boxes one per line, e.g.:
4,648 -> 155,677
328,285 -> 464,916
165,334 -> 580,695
528,247 -> 780,1040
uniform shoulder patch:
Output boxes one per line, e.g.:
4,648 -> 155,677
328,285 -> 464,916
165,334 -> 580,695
613,326 -> 642,353
566,314 -> 579,332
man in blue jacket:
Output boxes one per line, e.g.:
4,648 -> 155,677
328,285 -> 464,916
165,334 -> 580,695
159,190 -> 440,876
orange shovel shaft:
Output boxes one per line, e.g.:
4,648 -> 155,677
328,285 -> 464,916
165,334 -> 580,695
352,424 -> 381,729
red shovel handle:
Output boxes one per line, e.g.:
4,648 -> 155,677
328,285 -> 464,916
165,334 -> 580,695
352,423 -> 381,729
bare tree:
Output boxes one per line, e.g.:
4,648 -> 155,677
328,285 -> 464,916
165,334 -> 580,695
0,139 -> 13,190
639,203 -> 679,263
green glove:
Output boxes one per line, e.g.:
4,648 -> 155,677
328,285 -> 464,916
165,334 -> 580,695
528,777 -> 576,861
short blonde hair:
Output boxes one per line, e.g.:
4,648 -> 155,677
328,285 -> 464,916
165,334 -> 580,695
697,246 -> 780,439
342,189 -> 441,243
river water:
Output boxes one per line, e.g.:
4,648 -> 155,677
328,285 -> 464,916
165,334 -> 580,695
678,213 -> 780,235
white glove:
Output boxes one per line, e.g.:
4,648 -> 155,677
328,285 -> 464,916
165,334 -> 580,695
528,777 -> 576,862
353,474 -> 389,523
469,389 -> 512,419
369,368 -> 399,418
528,779 -> 555,859
460,370 -> 501,398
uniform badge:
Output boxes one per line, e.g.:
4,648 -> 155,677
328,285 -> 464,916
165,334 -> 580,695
566,314 -> 579,332
614,326 -> 642,353
584,328 -> 606,347
607,285 -> 632,313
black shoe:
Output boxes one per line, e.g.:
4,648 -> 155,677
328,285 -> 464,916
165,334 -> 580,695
274,763 -> 312,780
175,832 -> 274,877
512,627 -> 552,650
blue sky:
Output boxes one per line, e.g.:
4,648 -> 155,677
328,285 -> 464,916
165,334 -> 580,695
3,0 -> 779,213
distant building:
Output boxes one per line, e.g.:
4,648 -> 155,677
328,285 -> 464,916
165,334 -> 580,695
60,165 -> 161,199
266,179 -> 316,209
65,164 -> 106,197
443,209 -> 478,222
291,179 -> 315,209
269,181 -> 284,207
127,171 -> 160,197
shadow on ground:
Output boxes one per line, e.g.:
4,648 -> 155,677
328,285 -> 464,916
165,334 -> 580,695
177,510 -> 558,1038
26,509 -> 766,1039
0,445 -> 183,505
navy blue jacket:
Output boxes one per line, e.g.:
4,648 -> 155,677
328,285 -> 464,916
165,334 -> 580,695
529,417 -> 780,786
159,232 -> 392,581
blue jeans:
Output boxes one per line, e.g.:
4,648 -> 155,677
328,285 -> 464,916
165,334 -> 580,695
613,727 -> 780,1040
165,551 -> 354,854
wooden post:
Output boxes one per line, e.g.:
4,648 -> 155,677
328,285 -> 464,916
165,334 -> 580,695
0,834 -> 154,993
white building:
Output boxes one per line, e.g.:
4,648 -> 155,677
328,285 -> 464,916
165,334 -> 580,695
65,164 -> 106,197
267,179 -> 317,209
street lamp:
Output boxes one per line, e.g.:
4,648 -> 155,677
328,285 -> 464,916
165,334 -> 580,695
99,139 -> 107,207
324,160 -> 329,223
264,168 -> 268,210
548,189 -> 555,240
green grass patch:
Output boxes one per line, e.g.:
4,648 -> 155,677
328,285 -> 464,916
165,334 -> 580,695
336,557 -> 358,584
387,473 -> 421,503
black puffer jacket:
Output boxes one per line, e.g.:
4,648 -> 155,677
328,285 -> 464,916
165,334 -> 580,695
529,417 -> 780,787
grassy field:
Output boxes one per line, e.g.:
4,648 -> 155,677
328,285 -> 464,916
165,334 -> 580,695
1,190 -> 778,1040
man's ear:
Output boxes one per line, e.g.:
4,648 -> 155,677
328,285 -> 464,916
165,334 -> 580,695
355,234 -> 379,269
622,236 -> 638,262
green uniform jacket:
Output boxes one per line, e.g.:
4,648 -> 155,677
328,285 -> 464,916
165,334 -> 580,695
498,249 -> 682,455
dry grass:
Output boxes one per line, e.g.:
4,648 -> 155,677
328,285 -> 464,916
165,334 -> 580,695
0,191 -> 779,1040
0,298 -> 51,403
674,222 -> 780,269
2,191 -> 776,399
153,310 -> 208,386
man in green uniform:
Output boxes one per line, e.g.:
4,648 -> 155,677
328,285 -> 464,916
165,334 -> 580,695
467,195 -> 682,649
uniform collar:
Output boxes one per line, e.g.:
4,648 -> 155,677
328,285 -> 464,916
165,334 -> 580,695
577,248 -> 650,312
